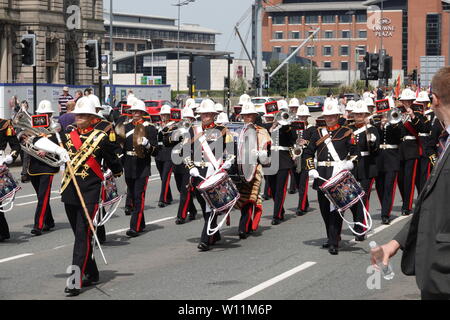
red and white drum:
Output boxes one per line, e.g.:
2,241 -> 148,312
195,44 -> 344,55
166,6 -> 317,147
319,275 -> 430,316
197,171 -> 240,212
0,165 -> 21,212
319,170 -> 365,212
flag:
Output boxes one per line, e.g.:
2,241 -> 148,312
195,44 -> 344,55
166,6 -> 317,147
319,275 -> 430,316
395,74 -> 401,98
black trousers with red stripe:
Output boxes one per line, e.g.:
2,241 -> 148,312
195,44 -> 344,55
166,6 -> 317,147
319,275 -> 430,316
65,203 -> 99,287
375,171 -> 398,219
125,177 -> 148,232
289,169 -> 300,192
398,159 -> 418,211
317,190 -> 343,247
268,169 -> 290,220
297,170 -> 310,212
239,203 -> 254,234
174,171 -> 197,220
263,175 -> 271,198
0,206 -> 9,239
416,156 -> 431,195
156,160 -> 173,203
350,178 -> 374,235
30,175 -> 55,230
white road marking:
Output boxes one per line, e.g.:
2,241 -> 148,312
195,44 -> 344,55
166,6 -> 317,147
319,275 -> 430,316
348,215 -> 411,244
0,253 -> 34,264
52,245 -> 69,250
106,216 -> 176,235
15,196 -> 61,207
14,190 -> 60,200
228,261 -> 317,300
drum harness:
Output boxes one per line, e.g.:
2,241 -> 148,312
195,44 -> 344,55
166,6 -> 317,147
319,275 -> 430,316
316,127 -> 372,236
192,125 -> 238,236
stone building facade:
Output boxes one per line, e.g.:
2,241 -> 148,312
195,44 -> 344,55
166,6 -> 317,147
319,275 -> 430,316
0,0 -> 105,85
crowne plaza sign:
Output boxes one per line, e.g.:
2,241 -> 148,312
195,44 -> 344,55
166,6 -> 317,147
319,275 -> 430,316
372,17 -> 395,37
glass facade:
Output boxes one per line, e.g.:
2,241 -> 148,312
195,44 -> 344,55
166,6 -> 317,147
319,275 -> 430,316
426,14 -> 441,56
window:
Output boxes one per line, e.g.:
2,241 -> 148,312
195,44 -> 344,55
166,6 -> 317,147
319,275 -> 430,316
307,31 -> 317,39
274,32 -> 284,40
341,61 -> 349,70
115,42 -> 124,51
341,30 -> 351,38
273,46 -> 282,53
358,30 -> 367,38
305,15 -> 319,24
339,14 -> 352,23
306,46 -> 315,56
126,43 -> 135,52
290,31 -> 300,39
323,31 -> 334,39
356,14 -> 367,23
46,41 -> 57,61
322,15 -> 335,24
323,61 -> 332,69
104,42 -> 110,51
340,46 -> 349,56
137,44 -> 146,51
273,16 -> 285,25
289,16 -> 301,24
426,14 -> 441,55
323,46 -> 333,56
290,47 -> 297,54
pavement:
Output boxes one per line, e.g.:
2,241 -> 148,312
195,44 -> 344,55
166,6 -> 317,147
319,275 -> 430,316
0,163 -> 420,300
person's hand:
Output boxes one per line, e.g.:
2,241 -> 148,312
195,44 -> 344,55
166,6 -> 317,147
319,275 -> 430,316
37,151 -> 47,158
343,160 -> 354,171
55,147 -> 70,163
222,159 -> 233,170
308,169 -> 319,179
141,137 -> 149,147
4,154 -> 13,165
298,139 -> 307,146
189,167 -> 200,178
370,240 -> 401,269
368,133 -> 377,143
406,107 -> 415,120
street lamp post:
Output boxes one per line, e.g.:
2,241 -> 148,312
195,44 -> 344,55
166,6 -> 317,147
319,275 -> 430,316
147,39 -> 154,78
173,0 -> 195,101
346,10 -> 355,86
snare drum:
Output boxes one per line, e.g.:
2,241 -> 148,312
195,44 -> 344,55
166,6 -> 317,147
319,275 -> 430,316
0,165 -> 21,211
102,171 -> 121,206
319,170 -> 364,212
197,171 -> 240,212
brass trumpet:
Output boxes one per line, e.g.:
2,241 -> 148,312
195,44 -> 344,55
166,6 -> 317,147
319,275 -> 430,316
274,110 -> 295,126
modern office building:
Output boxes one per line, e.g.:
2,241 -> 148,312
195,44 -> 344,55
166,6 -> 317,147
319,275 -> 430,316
263,0 -> 450,85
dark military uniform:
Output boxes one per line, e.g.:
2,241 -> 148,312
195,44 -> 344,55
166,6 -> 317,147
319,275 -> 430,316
123,119 -> 158,233
304,124 -> 357,251
398,112 -> 430,215
427,113 -> 445,169
60,124 -> 122,288
260,122 -> 273,200
375,122 -> 402,221
156,124 -> 175,206
162,126 -> 198,224
184,122 -> 233,249
28,132 -> 59,234
348,123 -> 380,236
267,123 -> 297,224
0,119 -> 20,241
295,124 -> 316,215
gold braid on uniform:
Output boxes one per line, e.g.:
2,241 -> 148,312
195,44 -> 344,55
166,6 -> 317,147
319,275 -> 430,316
305,157 -> 315,170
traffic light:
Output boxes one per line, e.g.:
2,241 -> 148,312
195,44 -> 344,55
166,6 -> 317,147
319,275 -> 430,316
21,34 -> 36,66
224,76 -> 230,89
412,69 -> 418,82
254,76 -> 261,88
368,53 -> 379,80
383,56 -> 393,80
85,40 -> 99,69
263,72 -> 270,89
192,75 -> 196,86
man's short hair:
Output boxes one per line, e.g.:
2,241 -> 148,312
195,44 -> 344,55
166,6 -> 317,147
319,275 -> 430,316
432,66 -> 450,105
66,101 -> 76,112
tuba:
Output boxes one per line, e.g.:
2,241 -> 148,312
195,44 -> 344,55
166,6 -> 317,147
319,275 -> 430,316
12,110 -> 61,167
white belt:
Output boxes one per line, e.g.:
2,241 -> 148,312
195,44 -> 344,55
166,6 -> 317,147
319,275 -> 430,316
380,144 -> 398,149
403,136 -> 416,141
271,146 -> 290,151
126,151 -> 137,156
158,142 -> 164,146
360,151 -> 370,156
317,161 -> 340,167
193,161 -> 210,168
418,133 -> 430,137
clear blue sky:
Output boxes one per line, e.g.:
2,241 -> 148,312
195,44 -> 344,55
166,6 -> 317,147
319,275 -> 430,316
104,0 -> 255,57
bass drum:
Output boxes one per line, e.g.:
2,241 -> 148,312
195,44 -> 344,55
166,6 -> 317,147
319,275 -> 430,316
225,122 -> 258,184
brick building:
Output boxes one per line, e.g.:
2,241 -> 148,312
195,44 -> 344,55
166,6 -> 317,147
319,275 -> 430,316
263,0 -> 450,86
0,0 -> 104,85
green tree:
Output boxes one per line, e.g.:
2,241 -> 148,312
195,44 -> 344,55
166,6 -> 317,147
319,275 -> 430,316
266,60 -> 319,96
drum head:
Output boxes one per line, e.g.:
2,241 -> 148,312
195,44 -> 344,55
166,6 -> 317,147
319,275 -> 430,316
199,172 -> 226,189
238,124 -> 258,183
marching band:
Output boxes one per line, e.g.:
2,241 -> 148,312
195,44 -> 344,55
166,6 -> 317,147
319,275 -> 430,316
0,87 -> 442,296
